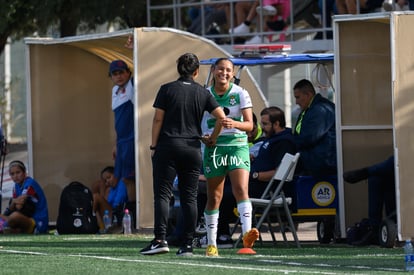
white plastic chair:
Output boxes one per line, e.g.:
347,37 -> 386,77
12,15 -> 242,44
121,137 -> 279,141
234,152 -> 301,248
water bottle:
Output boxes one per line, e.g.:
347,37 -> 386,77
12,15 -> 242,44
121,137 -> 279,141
113,214 -> 118,226
404,239 -> 414,271
103,210 -> 111,232
122,208 -> 132,235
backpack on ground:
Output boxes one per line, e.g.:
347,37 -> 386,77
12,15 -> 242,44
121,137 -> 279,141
56,181 -> 99,234
346,218 -> 378,246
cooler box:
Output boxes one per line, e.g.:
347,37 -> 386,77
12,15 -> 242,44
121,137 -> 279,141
291,175 -> 338,219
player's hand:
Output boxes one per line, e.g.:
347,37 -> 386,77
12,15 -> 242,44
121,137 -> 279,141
222,117 -> 235,129
201,135 -> 216,147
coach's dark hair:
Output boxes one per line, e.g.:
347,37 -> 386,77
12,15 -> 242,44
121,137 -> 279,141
177,53 -> 199,78
293,79 -> 316,95
260,106 -> 286,128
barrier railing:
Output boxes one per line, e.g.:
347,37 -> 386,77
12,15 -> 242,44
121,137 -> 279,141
146,0 -> 334,52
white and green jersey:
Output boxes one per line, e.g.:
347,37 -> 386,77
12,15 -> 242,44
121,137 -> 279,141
203,83 -> 252,146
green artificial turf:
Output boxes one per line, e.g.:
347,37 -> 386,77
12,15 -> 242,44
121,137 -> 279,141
0,233 -> 407,274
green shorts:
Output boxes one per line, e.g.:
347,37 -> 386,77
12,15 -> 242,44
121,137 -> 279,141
203,145 -> 250,178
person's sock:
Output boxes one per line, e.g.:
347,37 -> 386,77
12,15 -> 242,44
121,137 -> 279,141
244,20 -> 251,26
237,200 -> 252,235
204,210 -> 219,246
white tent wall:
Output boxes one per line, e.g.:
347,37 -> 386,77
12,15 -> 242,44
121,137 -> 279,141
25,28 -> 267,228
334,12 -> 414,240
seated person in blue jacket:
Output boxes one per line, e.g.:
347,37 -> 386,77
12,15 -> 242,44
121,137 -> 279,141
249,106 -> 297,199
93,166 -> 128,231
0,160 -> 49,234
292,79 -> 336,177
343,155 -> 395,237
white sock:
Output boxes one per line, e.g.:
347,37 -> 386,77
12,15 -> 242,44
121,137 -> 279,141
238,201 -> 252,235
204,211 -> 219,246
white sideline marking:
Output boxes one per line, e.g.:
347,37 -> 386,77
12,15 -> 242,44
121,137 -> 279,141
0,249 -> 402,274
69,254 -> 339,274
0,249 -> 337,274
1,249 -> 48,255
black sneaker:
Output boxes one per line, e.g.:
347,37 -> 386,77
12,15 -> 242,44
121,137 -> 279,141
140,239 -> 169,255
200,235 -> 234,249
217,235 -> 234,249
176,245 -> 193,256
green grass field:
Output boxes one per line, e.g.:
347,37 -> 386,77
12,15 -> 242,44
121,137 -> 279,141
0,232 -> 408,274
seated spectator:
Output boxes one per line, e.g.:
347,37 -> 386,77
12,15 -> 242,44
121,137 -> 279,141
314,0 -> 337,40
382,0 -> 409,11
292,79 -> 336,177
336,0 -> 383,14
187,3 -> 229,43
249,106 -> 297,199
93,166 -> 129,231
244,0 -> 291,44
229,1 -> 259,35
343,155 -> 395,238
0,160 -> 49,234
91,178 -> 110,200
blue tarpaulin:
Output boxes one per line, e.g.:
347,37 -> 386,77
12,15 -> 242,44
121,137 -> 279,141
200,53 -> 334,66
201,53 -> 334,87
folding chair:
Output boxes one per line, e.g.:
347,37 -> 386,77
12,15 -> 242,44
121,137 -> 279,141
234,152 -> 301,248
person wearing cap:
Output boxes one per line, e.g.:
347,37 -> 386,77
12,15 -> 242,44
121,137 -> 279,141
108,60 -> 136,221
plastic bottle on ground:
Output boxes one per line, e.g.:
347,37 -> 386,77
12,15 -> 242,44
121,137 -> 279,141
103,210 -> 111,233
122,208 -> 132,235
113,214 -> 118,226
404,239 -> 414,271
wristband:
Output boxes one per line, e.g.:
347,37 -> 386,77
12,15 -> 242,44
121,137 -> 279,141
150,145 -> 156,150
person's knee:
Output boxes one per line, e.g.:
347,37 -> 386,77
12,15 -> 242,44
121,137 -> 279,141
206,195 -> 221,209
7,212 -> 27,227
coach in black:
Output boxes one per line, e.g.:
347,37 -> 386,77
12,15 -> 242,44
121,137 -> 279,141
140,53 -> 225,256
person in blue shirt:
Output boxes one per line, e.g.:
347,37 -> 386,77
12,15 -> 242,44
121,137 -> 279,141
0,160 -> 49,234
108,60 -> 136,201
93,166 -> 128,231
249,106 -> 297,198
293,79 -> 336,177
